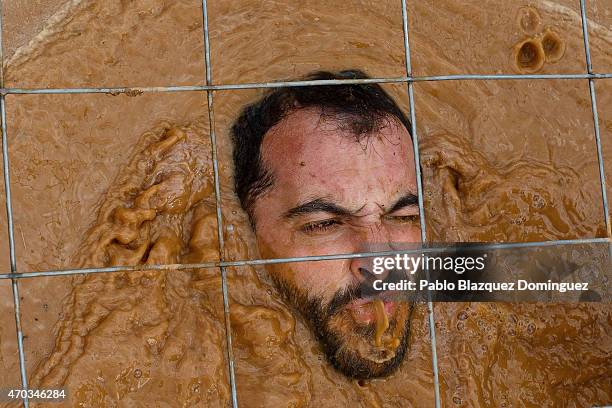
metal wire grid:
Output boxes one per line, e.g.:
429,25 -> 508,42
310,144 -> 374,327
0,0 -> 609,407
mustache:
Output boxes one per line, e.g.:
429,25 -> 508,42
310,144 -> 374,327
326,267 -> 410,316
326,284 -> 363,316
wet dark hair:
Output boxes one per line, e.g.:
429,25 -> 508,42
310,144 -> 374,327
231,69 -> 412,226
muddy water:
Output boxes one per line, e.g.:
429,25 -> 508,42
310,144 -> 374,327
0,0 -> 611,407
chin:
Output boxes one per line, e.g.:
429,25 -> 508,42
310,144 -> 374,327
320,301 -> 412,379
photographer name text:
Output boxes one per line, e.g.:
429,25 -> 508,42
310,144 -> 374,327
374,279 -> 589,293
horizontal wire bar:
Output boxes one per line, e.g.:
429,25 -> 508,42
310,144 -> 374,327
2,85 -> 207,95
215,76 -> 410,89
0,78 -> 407,95
0,237 -> 608,280
414,73 -> 612,81
2,73 -> 612,96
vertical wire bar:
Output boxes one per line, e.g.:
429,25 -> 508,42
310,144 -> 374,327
201,0 -> 239,406
579,0 -> 612,243
2,94 -> 30,408
579,0 -> 593,74
400,1 -> 441,407
0,2 -> 30,406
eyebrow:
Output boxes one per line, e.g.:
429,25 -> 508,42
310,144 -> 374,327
283,198 -> 355,219
386,193 -> 419,214
283,192 -> 419,220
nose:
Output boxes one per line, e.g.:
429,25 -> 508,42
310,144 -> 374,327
350,256 -> 390,283
349,224 -> 394,284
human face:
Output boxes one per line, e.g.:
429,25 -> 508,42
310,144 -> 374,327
252,107 -> 421,379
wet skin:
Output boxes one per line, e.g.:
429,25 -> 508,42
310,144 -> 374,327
250,107 -> 421,379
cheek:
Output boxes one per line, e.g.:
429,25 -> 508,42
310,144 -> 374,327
256,235 -> 282,259
291,260 -> 354,299
388,224 -> 422,243
255,223 -> 300,260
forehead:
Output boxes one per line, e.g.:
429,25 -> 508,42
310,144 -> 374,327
260,108 -> 415,202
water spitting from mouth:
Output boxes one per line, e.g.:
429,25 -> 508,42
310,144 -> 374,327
373,299 -> 389,347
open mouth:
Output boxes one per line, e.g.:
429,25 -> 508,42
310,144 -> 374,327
344,292 -> 400,349
345,296 -> 396,325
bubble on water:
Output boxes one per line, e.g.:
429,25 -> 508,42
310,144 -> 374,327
541,28 -> 566,63
517,6 -> 541,35
513,39 -> 545,73
527,323 -> 536,334
458,311 -> 469,321
133,368 -> 142,378
532,194 -> 546,209
510,215 -> 527,225
456,321 -> 465,331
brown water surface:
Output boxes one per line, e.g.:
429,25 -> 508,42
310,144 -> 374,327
0,0 -> 611,407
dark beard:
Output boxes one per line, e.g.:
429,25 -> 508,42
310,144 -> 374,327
269,273 -> 413,379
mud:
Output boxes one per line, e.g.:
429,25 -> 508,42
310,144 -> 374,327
0,0 -> 611,407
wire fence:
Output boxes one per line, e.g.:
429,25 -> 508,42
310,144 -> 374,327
0,0 -> 611,407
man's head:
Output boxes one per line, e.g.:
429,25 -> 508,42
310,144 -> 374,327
231,70 -> 421,379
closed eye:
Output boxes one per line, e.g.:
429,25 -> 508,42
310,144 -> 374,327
301,219 -> 342,234
383,214 -> 420,224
